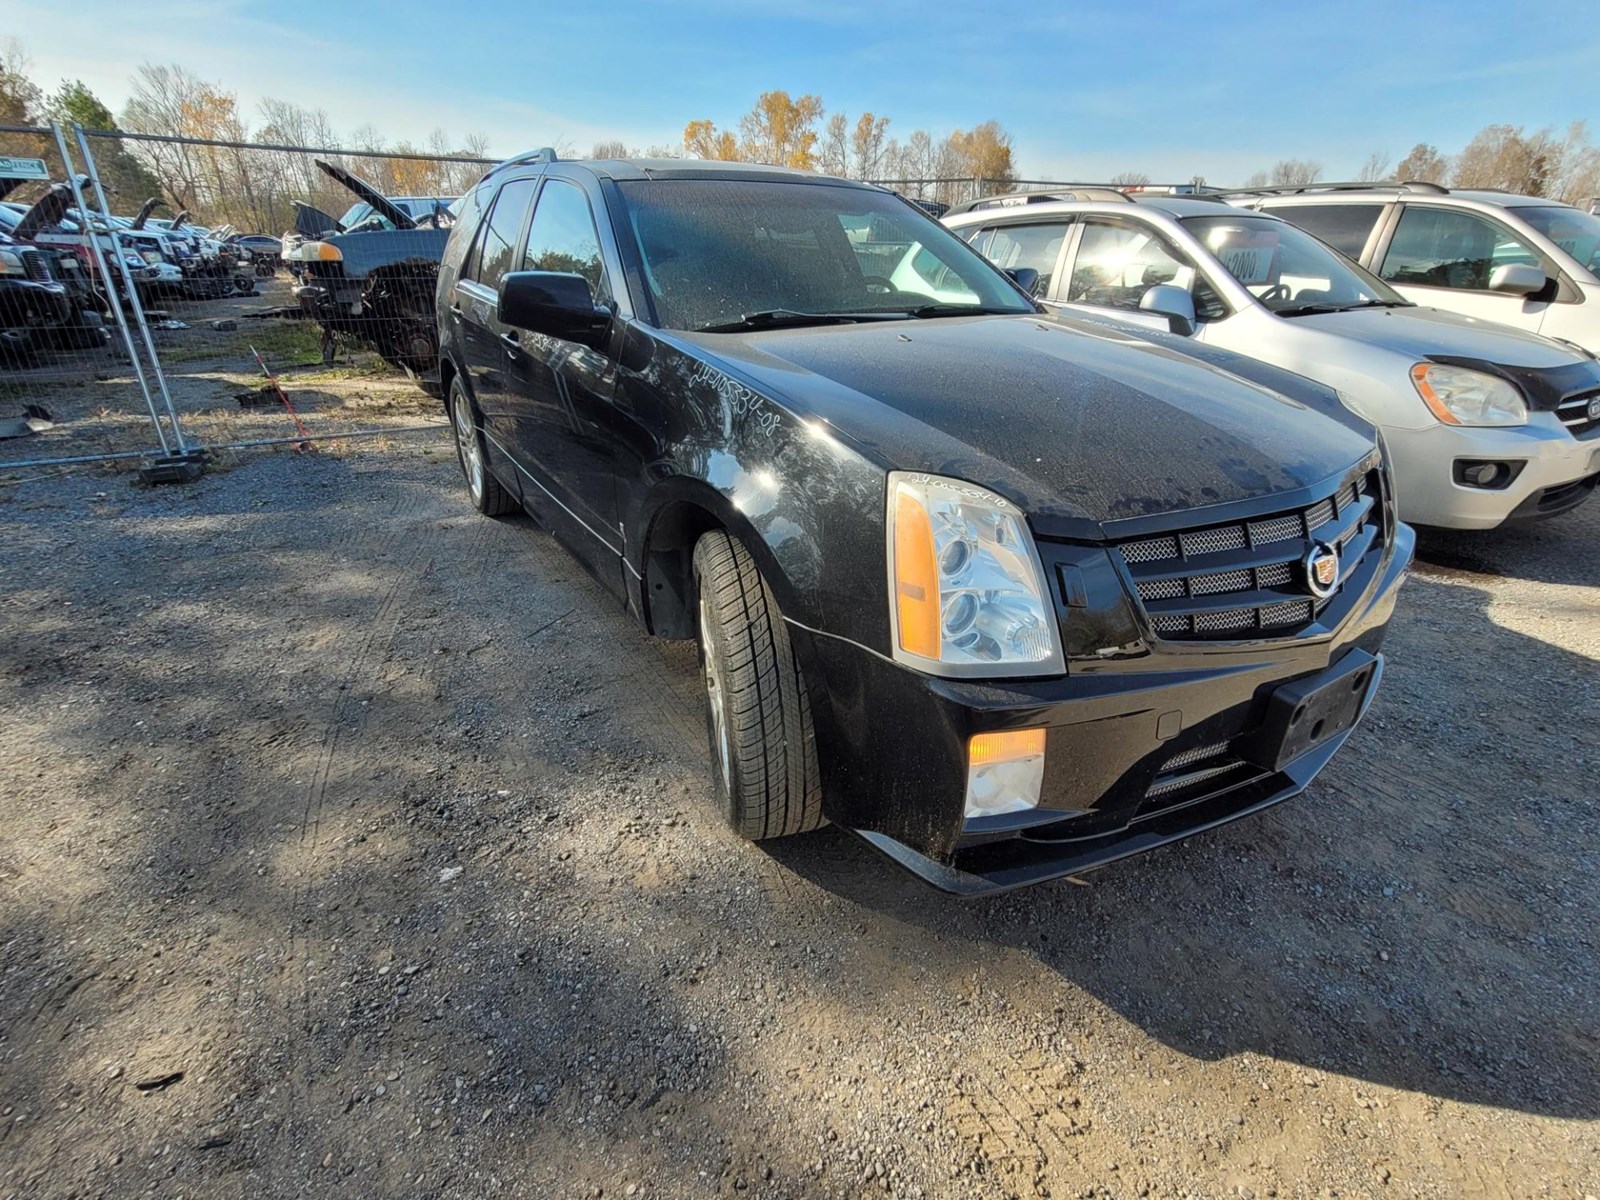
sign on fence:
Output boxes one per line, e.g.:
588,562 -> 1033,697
0,156 -> 49,180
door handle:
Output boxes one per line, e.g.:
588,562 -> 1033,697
500,331 -> 520,351
449,304 -> 464,318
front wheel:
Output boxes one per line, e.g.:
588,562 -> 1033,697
448,377 -> 516,516
693,531 -> 825,840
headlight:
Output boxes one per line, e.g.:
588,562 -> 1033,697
1410,363 -> 1527,426
887,472 -> 1064,677
0,250 -> 23,277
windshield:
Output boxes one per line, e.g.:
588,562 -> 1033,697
1520,206 -> 1600,274
337,197 -> 453,231
1183,213 -> 1406,314
616,178 -> 1035,332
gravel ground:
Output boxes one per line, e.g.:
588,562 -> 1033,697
0,439 -> 1596,1200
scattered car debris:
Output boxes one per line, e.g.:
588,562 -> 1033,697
133,1071 -> 185,1093
210,318 -> 238,332
0,404 -> 55,439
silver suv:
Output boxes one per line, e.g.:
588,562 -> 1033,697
942,190 -> 1600,529
1235,183 -> 1600,358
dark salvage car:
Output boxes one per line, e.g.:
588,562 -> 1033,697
280,160 -> 454,383
435,153 -> 1415,895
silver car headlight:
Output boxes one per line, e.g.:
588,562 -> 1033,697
886,472 -> 1064,678
1410,362 -> 1527,426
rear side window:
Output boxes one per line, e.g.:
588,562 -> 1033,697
1379,206 -> 1538,291
470,177 -> 539,289
1268,203 -> 1384,259
523,179 -> 610,303
970,221 -> 1068,294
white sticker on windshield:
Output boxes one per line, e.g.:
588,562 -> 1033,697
1209,228 -> 1280,285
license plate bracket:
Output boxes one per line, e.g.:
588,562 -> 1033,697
1237,648 -> 1379,773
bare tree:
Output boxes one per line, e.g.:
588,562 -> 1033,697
819,112 -> 848,177
1452,124 -> 1561,194
1395,143 -> 1449,185
1241,170 -> 1270,189
590,140 -> 630,159
1356,151 -> 1392,182
1110,171 -> 1151,187
1268,159 -> 1322,187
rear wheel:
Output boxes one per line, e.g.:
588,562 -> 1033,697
693,531 -> 824,840
448,377 -> 515,516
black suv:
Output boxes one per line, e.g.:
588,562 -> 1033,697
435,152 -> 1414,895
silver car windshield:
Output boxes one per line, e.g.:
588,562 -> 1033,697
1520,206 -> 1600,273
1183,214 -> 1407,315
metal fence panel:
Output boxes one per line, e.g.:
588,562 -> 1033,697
1,124 -> 179,473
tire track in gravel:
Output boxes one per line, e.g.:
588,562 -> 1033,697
278,503 -> 444,1162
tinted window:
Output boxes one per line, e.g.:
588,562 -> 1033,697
971,221 -> 1068,294
524,179 -> 609,302
1380,206 -> 1537,291
472,177 -> 538,288
1268,203 -> 1384,259
1070,219 -> 1228,321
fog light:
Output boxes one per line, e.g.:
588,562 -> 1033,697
965,728 -> 1046,819
1453,459 -> 1522,490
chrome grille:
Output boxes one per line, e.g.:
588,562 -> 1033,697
1116,469 -> 1383,641
17,247 -> 50,282
1557,388 -> 1600,438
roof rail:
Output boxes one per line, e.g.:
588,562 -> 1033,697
493,147 -> 561,172
945,188 -> 1132,215
1216,179 -> 1450,198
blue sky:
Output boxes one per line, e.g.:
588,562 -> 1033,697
5,0 -> 1598,183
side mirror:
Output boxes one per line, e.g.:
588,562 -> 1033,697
1140,283 -> 1197,336
1488,263 -> 1547,297
1005,266 -> 1040,296
498,271 -> 610,346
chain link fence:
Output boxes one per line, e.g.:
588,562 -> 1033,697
3,125 -> 493,479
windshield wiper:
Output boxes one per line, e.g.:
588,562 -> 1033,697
697,309 -> 897,333
904,303 -> 1025,319
1277,299 -> 1412,318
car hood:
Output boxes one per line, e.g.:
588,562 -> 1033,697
13,182 -> 72,242
684,314 -> 1374,535
1289,303 -> 1582,368
314,160 -> 416,231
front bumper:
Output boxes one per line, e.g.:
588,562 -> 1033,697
1384,414 -> 1600,529
799,522 -> 1414,895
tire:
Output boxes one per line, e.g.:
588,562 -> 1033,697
693,531 -> 825,840
448,377 -> 516,516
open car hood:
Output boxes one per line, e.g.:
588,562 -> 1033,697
13,182 -> 73,242
293,200 -> 342,239
130,197 -> 168,230
314,159 -> 416,231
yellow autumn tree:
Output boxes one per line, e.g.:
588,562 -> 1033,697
737,90 -> 823,169
683,119 -> 740,162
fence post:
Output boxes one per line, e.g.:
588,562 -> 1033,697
68,123 -> 198,465
45,122 -> 171,457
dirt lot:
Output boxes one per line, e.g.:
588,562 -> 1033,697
1,275 -> 443,465
0,424 -> 1597,1198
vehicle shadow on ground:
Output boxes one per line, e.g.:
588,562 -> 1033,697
766,562 -> 1599,1121
1412,498 -> 1600,586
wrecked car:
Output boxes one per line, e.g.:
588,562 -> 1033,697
436,154 -> 1414,895
280,160 -> 455,384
